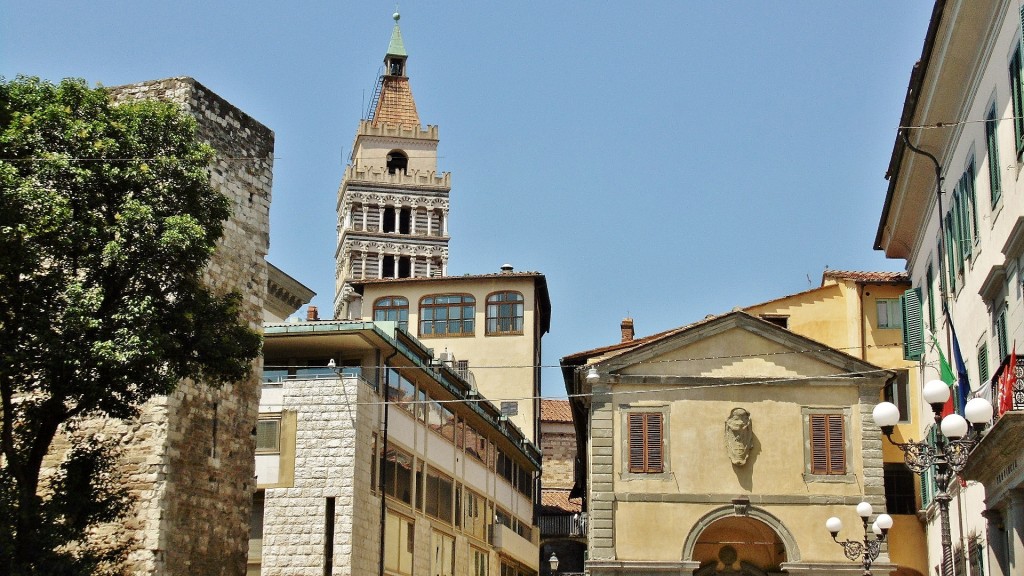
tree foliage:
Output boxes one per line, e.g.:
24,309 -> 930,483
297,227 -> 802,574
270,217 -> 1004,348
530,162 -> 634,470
0,76 -> 262,575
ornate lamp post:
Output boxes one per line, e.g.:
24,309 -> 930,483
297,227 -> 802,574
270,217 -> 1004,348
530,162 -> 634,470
825,501 -> 893,576
548,552 -> 559,576
871,379 -> 993,576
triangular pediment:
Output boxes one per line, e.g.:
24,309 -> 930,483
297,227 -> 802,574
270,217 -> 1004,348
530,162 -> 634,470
599,312 -> 882,381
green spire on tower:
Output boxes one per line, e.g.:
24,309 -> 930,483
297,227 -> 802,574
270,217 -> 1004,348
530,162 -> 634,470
387,11 -> 407,57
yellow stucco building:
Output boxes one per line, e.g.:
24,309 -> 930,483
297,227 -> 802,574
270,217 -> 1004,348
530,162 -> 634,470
744,270 -> 928,576
562,310 -> 897,576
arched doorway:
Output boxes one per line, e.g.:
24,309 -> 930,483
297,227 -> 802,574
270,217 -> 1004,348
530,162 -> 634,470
686,509 -> 794,575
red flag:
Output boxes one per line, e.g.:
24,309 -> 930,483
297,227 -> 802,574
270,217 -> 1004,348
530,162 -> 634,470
999,342 -> 1016,416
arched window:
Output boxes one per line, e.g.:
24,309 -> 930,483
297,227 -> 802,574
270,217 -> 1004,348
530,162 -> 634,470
374,296 -> 409,330
419,294 -> 475,337
486,291 -> 524,335
386,150 -> 408,174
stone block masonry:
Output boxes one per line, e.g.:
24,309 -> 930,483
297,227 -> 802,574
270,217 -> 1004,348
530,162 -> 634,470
42,77 -> 273,576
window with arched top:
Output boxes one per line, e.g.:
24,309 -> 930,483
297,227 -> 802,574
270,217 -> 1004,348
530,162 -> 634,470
419,294 -> 475,337
386,150 -> 408,174
486,291 -> 524,335
374,296 -> 409,331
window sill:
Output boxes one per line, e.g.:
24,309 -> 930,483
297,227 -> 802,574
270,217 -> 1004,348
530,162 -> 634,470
418,333 -> 476,339
485,331 -> 525,337
620,471 -> 674,481
803,472 -> 856,484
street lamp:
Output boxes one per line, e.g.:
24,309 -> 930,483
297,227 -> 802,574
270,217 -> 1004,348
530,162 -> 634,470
825,501 -> 893,576
871,380 -> 993,576
549,552 -> 559,576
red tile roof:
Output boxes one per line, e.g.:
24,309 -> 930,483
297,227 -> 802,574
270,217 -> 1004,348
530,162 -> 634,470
540,489 -> 582,514
540,399 -> 572,423
821,270 -> 909,283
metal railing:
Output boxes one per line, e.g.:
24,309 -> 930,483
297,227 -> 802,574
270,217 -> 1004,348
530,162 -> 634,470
538,513 -> 587,537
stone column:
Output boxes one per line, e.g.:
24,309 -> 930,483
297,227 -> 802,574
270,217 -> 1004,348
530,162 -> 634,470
442,209 -> 449,236
1009,490 -> 1024,576
361,205 -> 368,231
359,252 -> 367,280
426,258 -> 432,278
427,210 -> 434,237
376,254 -> 383,279
983,508 -> 1009,576
392,252 -> 399,279
377,206 -> 384,232
410,206 -> 417,235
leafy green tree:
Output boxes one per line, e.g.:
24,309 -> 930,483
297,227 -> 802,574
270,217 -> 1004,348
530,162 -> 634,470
0,76 -> 262,575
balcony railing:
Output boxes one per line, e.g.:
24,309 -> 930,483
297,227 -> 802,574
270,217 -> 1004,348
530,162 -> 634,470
538,513 -> 587,538
989,355 -> 1024,419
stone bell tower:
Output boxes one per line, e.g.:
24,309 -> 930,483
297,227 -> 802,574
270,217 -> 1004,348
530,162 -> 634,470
334,12 -> 451,319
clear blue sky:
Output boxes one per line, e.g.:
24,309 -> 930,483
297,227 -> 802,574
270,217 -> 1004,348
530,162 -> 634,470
3,2 -> 934,396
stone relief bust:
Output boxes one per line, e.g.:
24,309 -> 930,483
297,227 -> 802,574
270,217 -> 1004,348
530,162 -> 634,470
724,408 -> 753,466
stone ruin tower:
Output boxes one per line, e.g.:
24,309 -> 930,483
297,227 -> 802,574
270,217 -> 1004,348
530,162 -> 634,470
334,12 -> 452,319
46,77 -> 272,575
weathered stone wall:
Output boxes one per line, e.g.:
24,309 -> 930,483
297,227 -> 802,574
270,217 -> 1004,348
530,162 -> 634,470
540,421 -> 576,489
41,77 -> 272,575
261,376 -> 380,575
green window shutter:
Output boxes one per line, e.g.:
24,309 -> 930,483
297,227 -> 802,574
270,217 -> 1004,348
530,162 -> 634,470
966,163 -> 978,244
986,106 -> 1002,207
945,214 -> 958,292
901,287 -> 924,361
927,264 -> 937,331
1011,48 -> 1024,153
978,343 -> 990,386
996,308 -> 1009,359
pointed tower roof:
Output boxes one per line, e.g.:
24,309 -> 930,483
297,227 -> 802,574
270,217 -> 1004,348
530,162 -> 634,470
387,12 -> 407,57
372,11 -> 420,127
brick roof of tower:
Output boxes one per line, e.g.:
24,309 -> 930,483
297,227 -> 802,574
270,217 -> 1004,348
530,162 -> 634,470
373,76 -> 420,127
540,400 -> 572,423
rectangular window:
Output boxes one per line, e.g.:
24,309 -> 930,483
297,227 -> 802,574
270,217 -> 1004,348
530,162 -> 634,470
627,412 -> 664,473
996,307 -> 1009,359
423,467 -> 454,524
883,370 -> 910,422
809,413 -> 846,475
463,489 -> 491,542
968,534 -> 984,576
1011,46 -> 1024,154
384,510 -> 414,576
471,546 -> 489,576
420,294 -> 476,337
987,104 -> 1003,206
383,447 -> 414,506
877,298 -> 903,329
430,530 -> 455,576
256,418 -> 281,453
883,464 -> 916,514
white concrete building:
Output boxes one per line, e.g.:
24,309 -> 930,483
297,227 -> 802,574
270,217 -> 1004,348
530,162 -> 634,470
876,1 -> 1024,575
249,320 -> 541,576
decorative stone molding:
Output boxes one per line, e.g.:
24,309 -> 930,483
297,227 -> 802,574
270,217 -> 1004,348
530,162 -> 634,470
681,505 -> 801,563
343,164 -> 450,188
343,190 -> 450,209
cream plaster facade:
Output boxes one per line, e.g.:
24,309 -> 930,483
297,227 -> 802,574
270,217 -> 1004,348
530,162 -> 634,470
562,312 -> 895,576
346,272 -> 551,444
876,2 -> 1024,575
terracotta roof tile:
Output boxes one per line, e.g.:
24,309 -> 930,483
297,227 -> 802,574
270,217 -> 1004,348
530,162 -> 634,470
821,270 -> 908,283
540,400 -> 572,423
539,489 -> 582,514
373,77 -> 420,127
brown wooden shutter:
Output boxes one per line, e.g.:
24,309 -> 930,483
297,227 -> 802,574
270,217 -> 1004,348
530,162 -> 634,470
827,414 -> 846,474
646,412 -> 664,473
810,413 -> 846,474
628,413 -> 646,472
810,414 -> 828,474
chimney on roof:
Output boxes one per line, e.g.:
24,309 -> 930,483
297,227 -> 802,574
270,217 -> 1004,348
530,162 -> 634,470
307,306 -> 320,321
621,318 -> 634,343
500,263 -> 514,273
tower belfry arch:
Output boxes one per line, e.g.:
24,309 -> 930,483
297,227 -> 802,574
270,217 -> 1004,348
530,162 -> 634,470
334,11 -> 452,319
